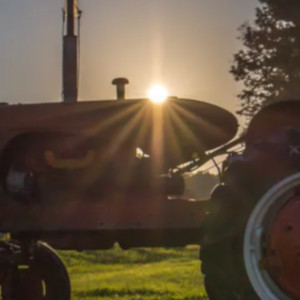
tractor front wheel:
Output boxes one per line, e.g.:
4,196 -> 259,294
1,241 -> 70,300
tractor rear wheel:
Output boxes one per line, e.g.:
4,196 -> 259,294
199,159 -> 266,300
200,185 -> 260,299
244,172 -> 300,300
200,163 -> 300,299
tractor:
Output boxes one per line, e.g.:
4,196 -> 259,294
0,95 -> 299,300
1,1 -> 300,299
0,95 -> 236,299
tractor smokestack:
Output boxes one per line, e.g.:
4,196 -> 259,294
62,0 -> 81,103
112,78 -> 129,100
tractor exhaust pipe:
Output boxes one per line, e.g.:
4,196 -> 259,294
62,0 -> 81,103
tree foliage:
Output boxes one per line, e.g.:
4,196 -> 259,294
231,0 -> 300,117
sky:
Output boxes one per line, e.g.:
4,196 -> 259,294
0,0 -> 258,115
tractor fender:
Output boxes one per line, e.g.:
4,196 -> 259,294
246,99 -> 300,145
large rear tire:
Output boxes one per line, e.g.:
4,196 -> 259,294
200,157 -> 300,299
199,160 -> 264,300
244,172 -> 300,300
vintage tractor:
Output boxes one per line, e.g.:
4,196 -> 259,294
2,1 -> 300,299
0,96 -> 237,299
0,96 -> 299,300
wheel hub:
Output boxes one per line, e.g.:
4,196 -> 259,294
244,173 -> 300,300
266,195 -> 300,299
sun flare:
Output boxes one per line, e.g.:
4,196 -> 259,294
147,85 -> 168,103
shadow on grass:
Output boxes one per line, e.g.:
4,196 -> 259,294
61,245 -> 200,265
75,287 -> 169,297
74,287 -> 208,299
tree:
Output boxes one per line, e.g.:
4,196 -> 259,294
231,0 -> 300,117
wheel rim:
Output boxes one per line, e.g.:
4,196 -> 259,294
244,172 -> 300,300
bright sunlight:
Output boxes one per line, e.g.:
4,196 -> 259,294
147,85 -> 168,103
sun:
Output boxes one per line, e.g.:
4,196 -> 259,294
147,85 -> 168,103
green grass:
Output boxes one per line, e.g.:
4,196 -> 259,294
59,245 -> 208,300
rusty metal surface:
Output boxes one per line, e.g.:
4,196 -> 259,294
0,98 -> 228,245
265,195 -> 300,299
0,190 -> 207,232
246,99 -> 300,144
0,99 -> 237,167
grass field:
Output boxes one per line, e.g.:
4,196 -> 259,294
59,244 -> 208,300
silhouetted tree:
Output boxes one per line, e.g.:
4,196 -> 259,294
231,0 -> 300,117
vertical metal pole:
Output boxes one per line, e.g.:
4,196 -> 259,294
62,0 -> 78,103
66,0 -> 75,36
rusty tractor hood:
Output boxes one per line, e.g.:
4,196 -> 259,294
0,98 -> 238,168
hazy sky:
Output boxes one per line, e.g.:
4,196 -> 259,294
0,0 -> 258,114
